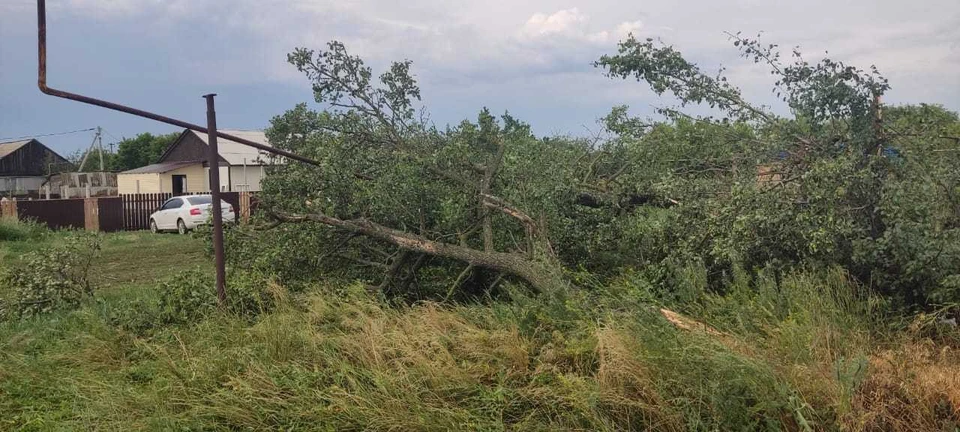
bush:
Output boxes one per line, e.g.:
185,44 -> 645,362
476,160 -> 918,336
0,218 -> 48,242
157,267 -> 279,325
0,233 -> 101,320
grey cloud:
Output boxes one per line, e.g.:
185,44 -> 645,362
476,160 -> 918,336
2,0 -> 958,141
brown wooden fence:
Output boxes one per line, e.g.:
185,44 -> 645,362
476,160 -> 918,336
122,193 -> 171,231
120,192 -> 241,230
3,192 -> 250,232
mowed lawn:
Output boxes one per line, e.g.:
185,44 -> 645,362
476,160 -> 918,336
1,230 -> 209,290
94,232 -> 209,289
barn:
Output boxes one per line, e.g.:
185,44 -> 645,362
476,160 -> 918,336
0,138 -> 73,197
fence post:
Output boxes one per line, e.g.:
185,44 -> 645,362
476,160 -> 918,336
240,191 -> 251,224
1,199 -> 17,222
84,198 -> 100,231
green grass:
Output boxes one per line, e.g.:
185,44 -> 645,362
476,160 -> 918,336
1,228 -> 208,290
93,232 -> 208,290
0,219 -> 50,261
0,226 -> 959,431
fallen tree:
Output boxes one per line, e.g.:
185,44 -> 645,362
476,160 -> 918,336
269,208 -> 566,293
225,36 -> 960,311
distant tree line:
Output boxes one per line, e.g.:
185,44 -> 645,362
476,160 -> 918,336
68,132 -> 178,172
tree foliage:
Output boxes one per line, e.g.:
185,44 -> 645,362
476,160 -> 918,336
595,34 -> 959,308
225,36 -> 960,311
0,233 -> 100,319
67,147 -> 117,173
67,132 -> 178,172
114,132 -> 178,171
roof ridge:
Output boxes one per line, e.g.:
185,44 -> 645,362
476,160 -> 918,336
0,138 -> 33,145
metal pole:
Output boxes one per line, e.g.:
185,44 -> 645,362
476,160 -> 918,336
36,0 -> 321,167
205,94 -> 227,305
96,126 -> 105,171
34,0 -> 324,305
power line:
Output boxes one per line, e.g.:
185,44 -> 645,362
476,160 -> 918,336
0,127 -> 96,142
101,128 -> 121,143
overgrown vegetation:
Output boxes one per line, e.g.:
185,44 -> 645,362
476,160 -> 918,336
1,247 -> 958,430
0,218 -> 47,243
0,232 -> 100,320
230,35 -> 960,314
2,32 -> 960,431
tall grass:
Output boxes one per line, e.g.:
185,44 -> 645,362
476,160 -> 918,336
0,218 -> 47,242
1,268 -> 958,430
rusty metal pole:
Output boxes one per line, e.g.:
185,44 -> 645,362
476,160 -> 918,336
205,94 -> 227,305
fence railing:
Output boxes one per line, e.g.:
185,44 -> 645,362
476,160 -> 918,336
1,192 -> 253,232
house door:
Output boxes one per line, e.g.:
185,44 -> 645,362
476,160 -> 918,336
172,175 -> 187,196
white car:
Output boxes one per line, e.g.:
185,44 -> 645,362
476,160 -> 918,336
150,195 -> 236,234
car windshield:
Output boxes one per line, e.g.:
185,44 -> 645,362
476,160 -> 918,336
186,196 -> 212,205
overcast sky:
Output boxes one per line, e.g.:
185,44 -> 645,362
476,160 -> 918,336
1,0 -> 958,155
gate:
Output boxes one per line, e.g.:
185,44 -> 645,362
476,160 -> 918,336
97,197 -> 124,232
4,192 -> 253,232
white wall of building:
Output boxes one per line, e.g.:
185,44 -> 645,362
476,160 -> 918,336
203,166 -> 232,192
228,165 -> 266,192
0,176 -> 46,194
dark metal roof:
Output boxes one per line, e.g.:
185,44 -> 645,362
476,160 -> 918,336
120,160 -> 201,174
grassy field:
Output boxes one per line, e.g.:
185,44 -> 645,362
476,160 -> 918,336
0,227 -> 207,290
1,222 -> 959,431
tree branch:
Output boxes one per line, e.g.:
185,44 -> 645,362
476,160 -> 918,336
444,264 -> 475,301
270,209 -> 566,293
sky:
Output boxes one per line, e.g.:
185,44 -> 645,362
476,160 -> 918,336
1,0 -> 958,156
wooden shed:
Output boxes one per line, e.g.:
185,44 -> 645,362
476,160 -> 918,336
0,138 -> 73,196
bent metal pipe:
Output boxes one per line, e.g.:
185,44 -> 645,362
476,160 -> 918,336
35,0 -> 321,167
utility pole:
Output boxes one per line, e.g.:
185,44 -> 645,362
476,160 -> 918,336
205,94 -> 228,305
97,126 -> 104,171
77,126 -> 101,172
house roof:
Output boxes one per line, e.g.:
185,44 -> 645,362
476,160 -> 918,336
121,160 -> 202,174
193,130 -> 277,165
0,139 -> 33,159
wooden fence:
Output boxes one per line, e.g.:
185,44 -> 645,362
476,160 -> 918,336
123,193 -> 173,231
120,192 -> 241,230
1,192 -> 251,232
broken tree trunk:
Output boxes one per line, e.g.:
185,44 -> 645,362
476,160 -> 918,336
271,210 -> 567,293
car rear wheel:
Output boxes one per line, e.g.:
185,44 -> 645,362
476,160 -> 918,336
177,219 -> 188,235
150,219 -> 159,234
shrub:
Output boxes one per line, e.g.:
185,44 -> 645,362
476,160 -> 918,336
0,218 -> 48,242
0,233 -> 101,320
157,267 -> 279,325
157,267 -> 217,324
